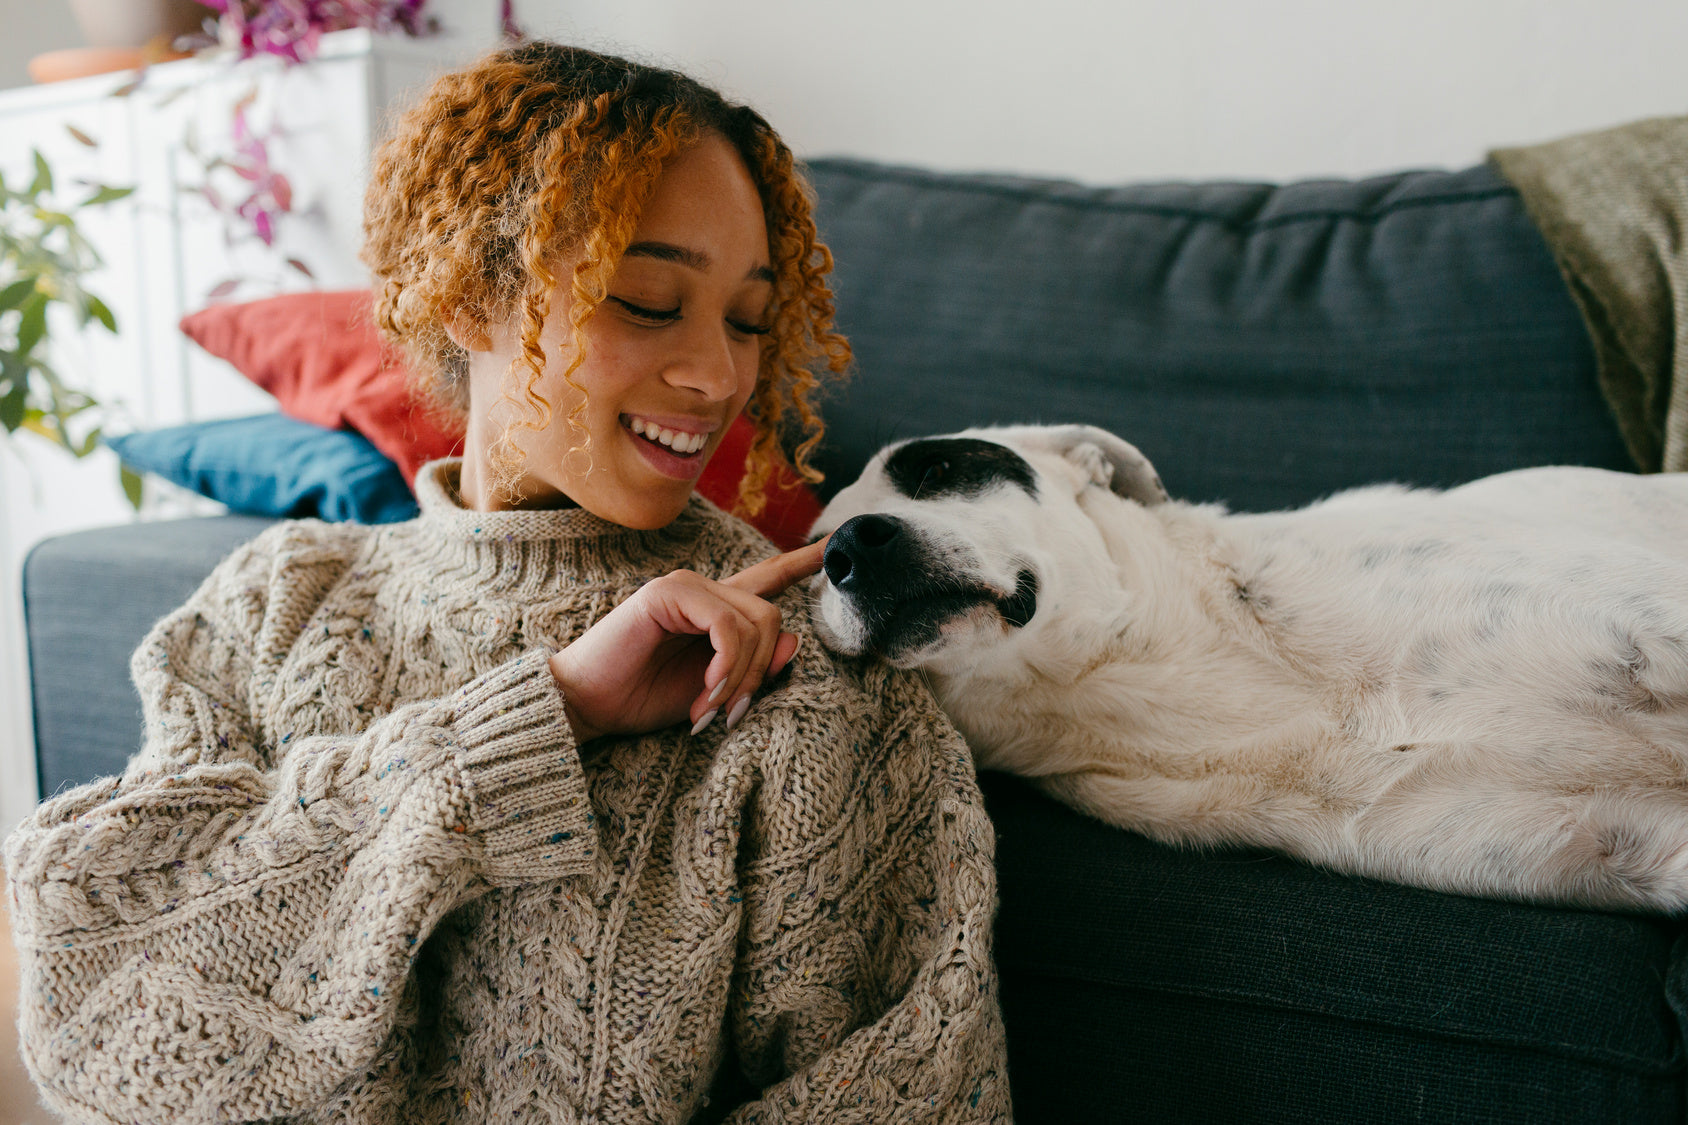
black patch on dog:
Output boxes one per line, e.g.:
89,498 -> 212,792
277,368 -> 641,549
884,438 -> 1038,501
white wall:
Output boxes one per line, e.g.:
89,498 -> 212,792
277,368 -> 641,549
531,0 -> 1686,183
7,1 -> 1683,181
0,1 -> 82,92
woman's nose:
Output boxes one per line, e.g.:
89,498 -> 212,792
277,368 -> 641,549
664,323 -> 744,400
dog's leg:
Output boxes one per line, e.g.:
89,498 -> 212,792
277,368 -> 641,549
1352,775 -> 1688,910
1044,767 -> 1688,910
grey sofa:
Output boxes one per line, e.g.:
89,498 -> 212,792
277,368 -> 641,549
25,154 -> 1682,1124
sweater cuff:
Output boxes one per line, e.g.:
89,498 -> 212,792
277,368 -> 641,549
448,650 -> 597,884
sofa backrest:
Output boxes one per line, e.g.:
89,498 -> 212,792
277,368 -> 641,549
803,159 -> 1632,512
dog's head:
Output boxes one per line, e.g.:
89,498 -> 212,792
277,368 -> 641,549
808,424 -> 1167,676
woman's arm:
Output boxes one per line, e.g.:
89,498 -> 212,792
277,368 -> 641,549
723,669 -> 1013,1124
3,524 -> 595,1124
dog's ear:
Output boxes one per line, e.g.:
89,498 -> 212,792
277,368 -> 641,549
1047,425 -> 1168,506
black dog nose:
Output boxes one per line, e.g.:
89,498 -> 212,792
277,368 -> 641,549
823,514 -> 904,590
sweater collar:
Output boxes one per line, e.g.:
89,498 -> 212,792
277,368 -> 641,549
403,458 -> 716,589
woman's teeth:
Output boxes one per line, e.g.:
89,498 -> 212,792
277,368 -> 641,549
628,417 -> 707,455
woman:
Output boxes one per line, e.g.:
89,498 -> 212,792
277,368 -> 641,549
4,41 -> 1009,1125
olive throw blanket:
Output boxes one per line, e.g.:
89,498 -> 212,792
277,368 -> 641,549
1490,114 -> 1688,473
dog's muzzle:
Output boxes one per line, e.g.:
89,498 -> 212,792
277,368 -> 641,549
820,514 -> 1039,661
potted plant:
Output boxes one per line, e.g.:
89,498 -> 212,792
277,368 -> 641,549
0,144 -> 141,503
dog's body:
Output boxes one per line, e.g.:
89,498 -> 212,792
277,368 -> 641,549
810,424 -> 1688,910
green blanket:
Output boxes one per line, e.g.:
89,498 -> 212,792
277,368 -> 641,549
1490,116 -> 1688,473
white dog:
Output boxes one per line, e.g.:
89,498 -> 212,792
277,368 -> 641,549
809,424 -> 1688,911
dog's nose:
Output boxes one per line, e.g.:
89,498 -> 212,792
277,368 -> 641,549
823,514 -> 904,590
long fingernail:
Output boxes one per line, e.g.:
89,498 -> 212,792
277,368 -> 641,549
707,678 -> 727,705
725,696 -> 751,731
690,709 -> 718,736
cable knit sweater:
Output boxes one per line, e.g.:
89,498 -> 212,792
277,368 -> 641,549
4,461 -> 1011,1125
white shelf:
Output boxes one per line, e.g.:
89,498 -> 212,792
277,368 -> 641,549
0,13 -> 496,838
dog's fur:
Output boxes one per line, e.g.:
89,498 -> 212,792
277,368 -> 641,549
809,424 -> 1688,910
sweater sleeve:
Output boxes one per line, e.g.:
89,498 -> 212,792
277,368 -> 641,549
2,523 -> 596,1124
721,665 -> 1012,1124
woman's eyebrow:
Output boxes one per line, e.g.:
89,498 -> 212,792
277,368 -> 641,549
625,240 -> 774,283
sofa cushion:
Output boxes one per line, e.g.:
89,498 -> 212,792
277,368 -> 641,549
24,515 -> 276,797
805,161 -> 1632,511
179,289 -> 461,485
106,413 -> 421,524
981,772 -> 1686,1123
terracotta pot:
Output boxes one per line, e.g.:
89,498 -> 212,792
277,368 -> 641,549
67,0 -> 208,50
27,46 -> 148,83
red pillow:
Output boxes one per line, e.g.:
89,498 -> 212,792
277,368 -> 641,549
180,290 -> 822,549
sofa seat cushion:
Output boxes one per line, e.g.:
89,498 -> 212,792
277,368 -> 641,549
805,160 -> 1632,512
23,515 -> 277,798
980,771 -> 1686,1123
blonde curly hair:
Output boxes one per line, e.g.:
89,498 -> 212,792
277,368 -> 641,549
361,41 -> 851,511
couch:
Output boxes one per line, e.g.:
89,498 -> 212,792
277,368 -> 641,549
24,149 -> 1685,1124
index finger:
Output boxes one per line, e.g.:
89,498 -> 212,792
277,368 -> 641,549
722,534 -> 831,599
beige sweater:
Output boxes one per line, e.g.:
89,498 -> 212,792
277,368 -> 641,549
4,462 -> 1010,1125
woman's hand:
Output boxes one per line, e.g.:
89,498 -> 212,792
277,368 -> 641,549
547,538 -> 828,743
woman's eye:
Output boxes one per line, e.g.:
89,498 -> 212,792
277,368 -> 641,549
728,318 -> 772,338
609,297 -> 681,324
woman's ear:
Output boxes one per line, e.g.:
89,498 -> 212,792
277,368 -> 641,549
443,308 -> 494,352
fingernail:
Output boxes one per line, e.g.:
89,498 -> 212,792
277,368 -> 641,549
690,709 -> 718,736
708,678 -> 727,705
725,696 -> 751,731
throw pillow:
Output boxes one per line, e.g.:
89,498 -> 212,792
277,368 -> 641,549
178,289 -> 460,484
106,414 -> 420,524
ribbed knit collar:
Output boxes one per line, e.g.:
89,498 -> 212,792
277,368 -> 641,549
400,458 -> 718,591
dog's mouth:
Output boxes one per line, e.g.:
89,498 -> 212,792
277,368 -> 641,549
812,513 -> 1040,664
826,567 -> 1040,665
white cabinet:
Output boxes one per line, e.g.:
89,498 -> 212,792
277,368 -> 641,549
0,14 -> 495,836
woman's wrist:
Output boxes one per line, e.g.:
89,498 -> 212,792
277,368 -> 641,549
547,649 -> 603,744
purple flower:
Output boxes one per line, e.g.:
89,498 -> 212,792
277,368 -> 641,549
198,1 -> 437,64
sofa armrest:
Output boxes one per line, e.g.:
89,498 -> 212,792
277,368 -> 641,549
22,515 -> 277,799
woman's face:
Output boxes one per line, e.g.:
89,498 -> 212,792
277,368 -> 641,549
460,132 -> 773,526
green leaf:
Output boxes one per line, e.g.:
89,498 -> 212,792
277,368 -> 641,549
29,150 -> 52,198
80,184 -> 135,208
0,276 -> 37,313
16,293 -> 47,356
84,293 -> 116,332
21,412 -> 71,453
120,463 -> 144,509
0,375 -> 26,432
76,425 -> 102,457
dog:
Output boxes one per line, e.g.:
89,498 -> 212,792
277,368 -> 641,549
808,424 -> 1688,911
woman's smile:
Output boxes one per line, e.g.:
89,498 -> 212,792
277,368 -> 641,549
621,412 -> 718,478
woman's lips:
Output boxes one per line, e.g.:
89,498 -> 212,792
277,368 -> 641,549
621,414 -> 713,480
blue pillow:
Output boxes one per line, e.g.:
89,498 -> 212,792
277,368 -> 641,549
105,413 -> 420,524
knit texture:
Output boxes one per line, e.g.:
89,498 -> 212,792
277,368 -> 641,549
4,461 -> 1010,1124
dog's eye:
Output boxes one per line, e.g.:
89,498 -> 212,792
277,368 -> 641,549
919,460 -> 949,493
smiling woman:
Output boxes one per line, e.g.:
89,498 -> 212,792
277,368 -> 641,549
3,40 -> 1011,1125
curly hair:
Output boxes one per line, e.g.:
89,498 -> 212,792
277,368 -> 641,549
361,41 -> 851,511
